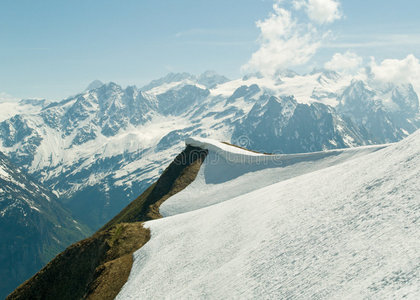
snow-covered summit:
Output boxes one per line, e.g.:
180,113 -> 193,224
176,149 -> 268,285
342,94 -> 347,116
142,71 -> 229,94
85,80 -> 104,91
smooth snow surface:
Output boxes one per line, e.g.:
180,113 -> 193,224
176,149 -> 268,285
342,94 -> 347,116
120,132 -> 420,299
161,138 -> 386,216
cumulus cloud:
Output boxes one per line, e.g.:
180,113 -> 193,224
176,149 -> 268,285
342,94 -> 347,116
242,0 -> 342,77
294,0 -> 342,24
369,54 -> 420,94
242,2 -> 323,76
324,51 -> 363,73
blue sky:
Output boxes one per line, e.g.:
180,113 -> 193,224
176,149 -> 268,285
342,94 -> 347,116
1,0 -> 420,100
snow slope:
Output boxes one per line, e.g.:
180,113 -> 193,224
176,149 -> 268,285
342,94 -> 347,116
118,130 -> 420,299
161,137 -> 386,217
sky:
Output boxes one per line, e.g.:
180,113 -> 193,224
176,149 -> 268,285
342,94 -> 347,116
1,0 -> 420,100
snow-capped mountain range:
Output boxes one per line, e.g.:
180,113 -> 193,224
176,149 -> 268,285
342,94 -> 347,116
0,70 -> 419,229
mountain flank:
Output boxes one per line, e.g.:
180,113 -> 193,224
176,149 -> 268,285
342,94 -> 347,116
7,145 -> 208,300
0,151 -> 90,298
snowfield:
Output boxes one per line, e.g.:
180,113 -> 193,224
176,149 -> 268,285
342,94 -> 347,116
161,138 -> 386,217
118,130 -> 420,299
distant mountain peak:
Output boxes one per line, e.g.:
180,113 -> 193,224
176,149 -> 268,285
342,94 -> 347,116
242,72 -> 264,81
274,69 -> 299,78
199,70 -> 219,77
85,80 -> 104,91
141,73 -> 195,91
141,71 -> 229,91
197,70 -> 229,88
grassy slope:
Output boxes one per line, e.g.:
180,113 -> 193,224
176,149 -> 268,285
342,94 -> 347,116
7,145 -> 208,300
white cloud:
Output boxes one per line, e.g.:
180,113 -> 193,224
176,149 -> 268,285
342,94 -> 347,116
294,0 -> 342,24
242,0 -> 343,77
0,92 -> 18,102
324,51 -> 363,73
242,3 -> 322,76
369,54 -> 420,95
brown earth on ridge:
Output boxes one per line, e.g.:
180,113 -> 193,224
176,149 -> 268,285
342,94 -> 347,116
7,145 -> 208,300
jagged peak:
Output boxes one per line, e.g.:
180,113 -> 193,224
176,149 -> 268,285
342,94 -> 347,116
141,72 -> 195,91
342,79 -> 374,96
103,81 -> 122,89
199,70 -> 221,78
85,80 -> 104,91
241,72 -> 264,81
197,71 -> 229,88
